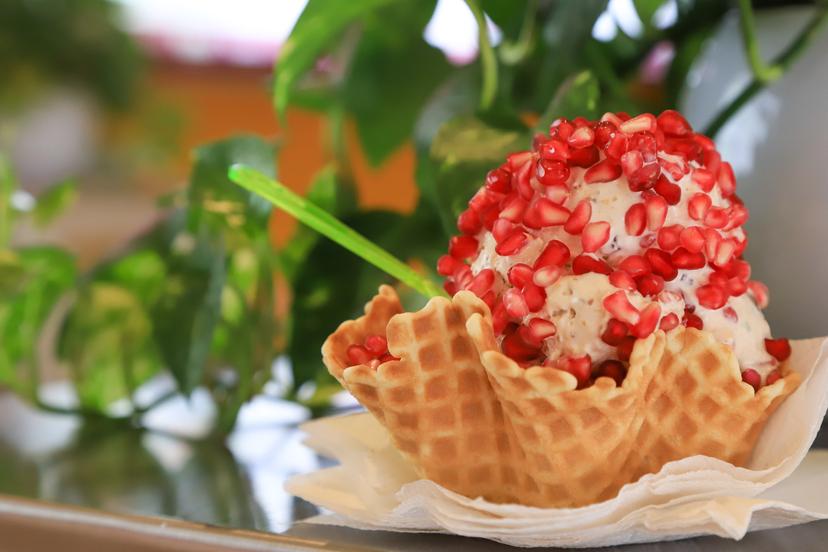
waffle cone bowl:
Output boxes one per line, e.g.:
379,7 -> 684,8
322,285 -> 800,509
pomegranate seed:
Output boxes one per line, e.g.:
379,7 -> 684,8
523,284 -> 547,312
496,231 -> 528,256
443,280 -> 458,295
514,160 -> 535,200
581,221 -> 611,253
449,236 -> 478,260
624,203 -> 647,237
346,345 -> 373,366
645,195 -> 668,231
437,254 -> 463,276
536,159 -> 571,186
596,360 -> 627,386
645,248 -> 678,281
728,277 -> 747,297
544,184 -> 569,204
499,196 -> 528,222
457,209 -> 482,235
654,175 -> 681,205
564,199 -> 592,234
713,239 -> 738,267
691,168 -> 716,192
723,203 -> 749,231
723,306 -> 739,323
492,302 -> 509,335
656,110 -> 692,136
601,112 -> 624,126
765,338 -> 792,362
719,162 -> 736,197
659,313 -> 680,331
657,224 -> 683,250
617,336 -> 637,361
703,228 -> 722,260
502,329 -> 540,363
628,163 -> 660,191
556,355 -> 592,388
506,151 -> 533,171
660,158 -> 688,181
569,145 -> 600,167
632,303 -> 661,338
621,150 -> 643,178
766,370 -> 782,385
604,133 -> 629,160
481,291 -> 497,310
492,218 -> 515,242
467,269 -> 495,297
504,289 -> 529,318
533,265 -> 564,287
620,113 -> 656,134
741,369 -> 761,392
454,265 -> 473,288
534,240 -> 571,269
636,273 -> 665,296
680,226 -> 705,253
748,280 -> 769,308
379,352 -> 399,364
481,205 -> 499,230
527,318 -> 557,342
572,254 -> 612,275
671,247 -> 706,269
584,159 -> 622,184
683,310 -> 704,330
628,131 -> 658,159
704,207 -> 728,229
601,318 -> 629,346
567,126 -> 595,148
538,139 -> 570,162
508,263 -> 534,287
688,193 -> 712,220
619,254 -> 651,277
725,259 -> 751,281
696,284 -> 728,309
603,291 -> 641,325
694,133 -> 716,152
609,270 -> 637,291
708,270 -> 729,289
364,335 -> 388,355
703,149 -> 721,176
523,198 -> 570,229
485,167 -> 512,193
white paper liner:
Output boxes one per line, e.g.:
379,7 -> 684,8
286,337 -> 828,547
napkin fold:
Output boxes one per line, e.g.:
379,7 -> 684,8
286,337 -> 828,548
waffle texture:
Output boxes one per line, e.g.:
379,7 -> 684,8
322,286 -> 800,508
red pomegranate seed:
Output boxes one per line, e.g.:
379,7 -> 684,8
703,228 -> 722,260
480,291 -> 497,310
492,302 -> 509,335
556,355 -> 592,388
584,159 -> 622,184
596,360 -> 627,386
437,254 -> 463,276
728,277 -> 748,297
481,205 -> 499,230
538,138 -> 570,162
713,238 -> 738,267
696,284 -> 728,309
765,338 -> 792,362
485,167 -> 512,193
501,330 -> 541,363
581,221 -> 611,253
708,270 -> 729,289
499,196 -> 528,222
495,231 -> 528,256
694,133 -> 716,151
601,318 -> 629,346
703,149 -> 721,176
617,336 -> 637,362
527,317 -> 557,342
609,270 -> 636,291
534,240 -> 571,269
603,291 -> 641,325
688,193 -> 712,220
723,306 -> 739,323
620,113 -> 656,134
564,199 -> 592,234
569,145 -> 600,167
537,159 -> 571,186
514,161 -> 535,200
628,131 -> 658,159
621,150 -> 643,177
454,265 -> 473,289
550,118 -> 575,139
645,248 -> 678,281
723,203 -> 749,231
572,254 -> 612,275
691,168 -> 716,192
660,158 -> 688,181
619,254 -> 651,277
544,184 -> 569,204
508,263 -> 534,287
523,198 -> 570,229
601,112 -> 624,125
683,310 -> 704,330
523,284 -> 547,312
379,352 -> 399,364
654,175 -> 681,205
443,280 -> 458,295
364,335 -> 388,355
533,265 -> 564,287
604,133 -> 629,159
680,226 -> 705,253
659,313 -> 680,331
657,225 -> 683,251
347,345 -> 373,366
636,273 -> 665,296
449,236 -> 478,260
671,247 -> 706,269
645,195 -> 668,231
628,163 -> 661,191
725,259 -> 751,281
632,303 -> 661,338
506,151 -> 533,171
741,369 -> 761,392
467,269 -> 495,297
457,209 -> 482,235
748,280 -> 769,308
504,289 -> 529,318
704,207 -> 729,229
567,126 -> 595,148
492,218 -> 515,242
766,370 -> 782,385
719,161 -> 736,197
625,203 -> 647,236
656,110 -> 692,136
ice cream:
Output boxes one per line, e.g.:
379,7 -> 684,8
438,111 -> 789,389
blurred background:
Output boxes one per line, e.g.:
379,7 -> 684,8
0,0 -> 826,536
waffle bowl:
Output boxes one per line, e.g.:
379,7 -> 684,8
322,285 -> 800,509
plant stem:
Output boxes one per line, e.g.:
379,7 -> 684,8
0,155 -> 14,250
499,0 -> 537,66
465,0 -> 498,111
228,165 -> 447,299
705,3 -> 828,137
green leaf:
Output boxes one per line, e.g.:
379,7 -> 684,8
536,71 -> 601,132
31,180 -> 77,226
272,0 -> 395,117
58,284 -> 161,411
342,1 -> 449,165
